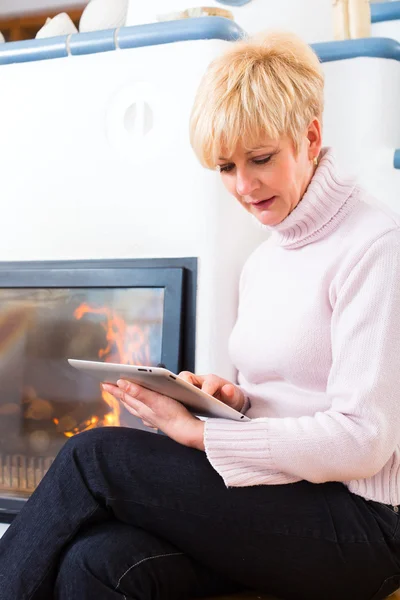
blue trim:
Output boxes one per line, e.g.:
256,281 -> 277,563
216,0 -> 252,6
371,1 -> 400,24
117,17 -> 243,50
69,29 -> 116,56
1,17 -> 400,67
394,149 -> 400,170
0,17 -> 244,65
312,37 -> 400,63
0,35 -> 68,65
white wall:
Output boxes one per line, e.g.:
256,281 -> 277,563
0,0 -> 86,17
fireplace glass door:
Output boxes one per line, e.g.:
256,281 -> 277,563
0,261 -> 190,513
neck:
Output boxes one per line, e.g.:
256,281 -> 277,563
287,157 -> 319,218
266,147 -> 359,249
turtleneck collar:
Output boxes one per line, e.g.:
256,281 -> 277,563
268,147 -> 360,249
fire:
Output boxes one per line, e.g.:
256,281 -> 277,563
62,415 -> 99,438
74,303 -> 150,365
102,390 -> 120,427
59,303 -> 150,437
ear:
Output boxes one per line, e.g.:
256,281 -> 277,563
306,118 -> 322,161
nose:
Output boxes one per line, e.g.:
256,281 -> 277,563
235,167 -> 260,198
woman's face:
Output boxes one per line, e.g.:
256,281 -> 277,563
217,121 -> 321,226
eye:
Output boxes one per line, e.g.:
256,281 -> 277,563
253,155 -> 272,165
218,163 -> 235,173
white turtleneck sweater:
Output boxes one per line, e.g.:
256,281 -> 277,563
204,148 -> 400,506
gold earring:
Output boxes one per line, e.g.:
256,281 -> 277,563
313,156 -> 319,167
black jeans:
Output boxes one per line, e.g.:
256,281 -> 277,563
0,427 -> 400,600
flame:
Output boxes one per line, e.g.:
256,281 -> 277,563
102,390 -> 120,427
74,303 -> 150,365
57,302 -> 151,438
63,415 -> 100,437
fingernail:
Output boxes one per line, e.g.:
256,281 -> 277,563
117,380 -> 127,389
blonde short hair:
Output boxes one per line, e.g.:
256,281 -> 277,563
189,31 -> 324,169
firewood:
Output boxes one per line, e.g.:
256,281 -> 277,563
24,398 -> 54,421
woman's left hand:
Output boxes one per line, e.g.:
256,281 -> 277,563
102,380 -> 205,451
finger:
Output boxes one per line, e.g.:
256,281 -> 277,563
119,394 -> 155,426
117,380 -> 141,397
220,384 -> 235,397
220,384 -> 244,410
121,401 -> 155,429
110,385 -> 141,407
103,383 -> 146,415
178,371 -> 194,381
116,379 -> 166,408
201,375 -> 223,397
121,400 -> 140,418
178,371 -> 205,389
102,383 -> 123,397
101,383 -> 119,394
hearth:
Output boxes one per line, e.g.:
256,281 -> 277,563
0,258 -> 196,522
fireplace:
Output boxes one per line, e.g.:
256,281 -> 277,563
0,258 -> 196,522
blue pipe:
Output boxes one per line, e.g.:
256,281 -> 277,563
371,1 -> 400,24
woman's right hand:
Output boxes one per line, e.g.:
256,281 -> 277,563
178,371 -> 246,413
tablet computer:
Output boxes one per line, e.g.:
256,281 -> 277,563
68,359 -> 250,422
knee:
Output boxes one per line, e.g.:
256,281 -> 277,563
55,534 -> 104,595
56,527 -> 121,593
59,426 -> 120,457
58,535 -> 89,575
57,426 -> 152,467
56,536 -> 91,594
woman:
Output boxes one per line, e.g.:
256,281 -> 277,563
1,31 -> 400,600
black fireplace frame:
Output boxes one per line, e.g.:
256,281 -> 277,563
0,257 -> 197,522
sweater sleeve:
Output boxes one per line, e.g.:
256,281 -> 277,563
204,228 -> 400,487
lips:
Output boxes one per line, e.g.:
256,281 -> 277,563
251,196 -> 276,209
